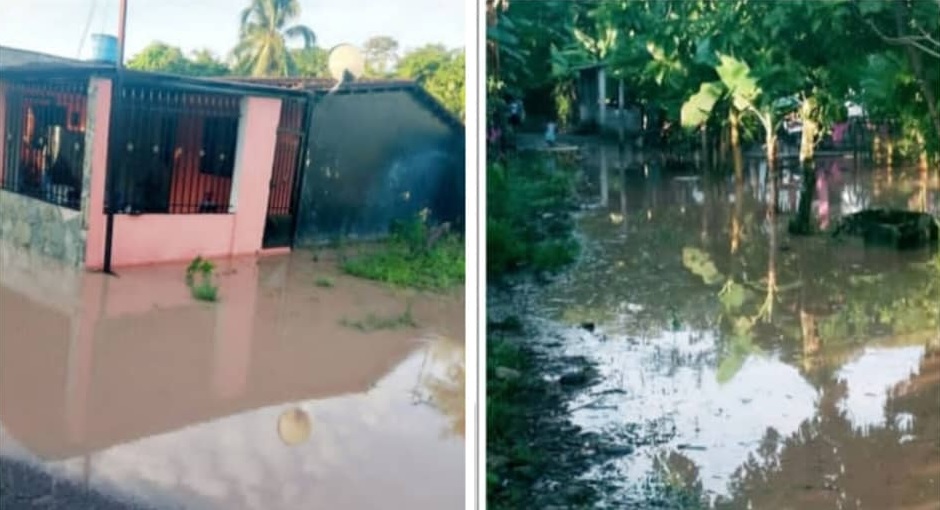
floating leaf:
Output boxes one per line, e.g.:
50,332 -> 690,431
716,351 -> 747,384
719,281 -> 749,311
682,247 -> 724,285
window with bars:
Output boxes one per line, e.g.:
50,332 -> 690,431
1,79 -> 89,210
106,83 -> 242,214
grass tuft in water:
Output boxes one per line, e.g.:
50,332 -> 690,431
341,212 -> 464,291
314,277 -> 334,288
185,256 -> 219,302
340,304 -> 417,332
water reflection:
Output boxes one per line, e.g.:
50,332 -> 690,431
0,246 -> 464,509
546,148 -> 939,507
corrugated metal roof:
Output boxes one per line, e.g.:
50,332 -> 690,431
223,76 -> 417,92
223,76 -> 463,129
0,45 -> 97,69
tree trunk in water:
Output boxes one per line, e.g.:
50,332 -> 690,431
873,131 -> 882,164
730,109 -> 741,152
720,123 -> 729,166
701,125 -> 709,171
798,97 -> 818,169
765,132 -> 777,166
886,136 -> 895,170
731,148 -> 744,254
800,308 -> 820,371
916,130 -> 929,171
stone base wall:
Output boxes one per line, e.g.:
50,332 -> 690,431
0,190 -> 87,267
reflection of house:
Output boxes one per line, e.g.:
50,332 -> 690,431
0,46 -> 464,268
0,244 -> 421,460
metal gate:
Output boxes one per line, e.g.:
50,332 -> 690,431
262,97 -> 308,248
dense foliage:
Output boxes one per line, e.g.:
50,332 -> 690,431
488,0 -> 939,163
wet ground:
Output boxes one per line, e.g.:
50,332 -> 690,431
0,247 -> 464,509
526,143 -> 940,508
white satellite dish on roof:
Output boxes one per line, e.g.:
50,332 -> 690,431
328,44 -> 365,83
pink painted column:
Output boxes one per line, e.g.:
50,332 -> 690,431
0,81 -> 7,183
228,97 -> 282,255
83,78 -> 113,270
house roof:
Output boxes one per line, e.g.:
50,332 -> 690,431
0,45 -> 96,69
224,76 -> 464,130
0,45 -> 307,100
0,46 -> 461,128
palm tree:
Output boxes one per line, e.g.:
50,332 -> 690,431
233,0 -> 315,77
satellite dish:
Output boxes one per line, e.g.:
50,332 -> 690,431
328,44 -> 365,83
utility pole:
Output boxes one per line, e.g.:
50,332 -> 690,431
103,0 -> 126,274
117,0 -> 127,68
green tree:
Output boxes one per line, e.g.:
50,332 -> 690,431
362,36 -> 400,77
127,42 -> 229,77
127,42 -> 191,74
291,46 -> 329,77
425,51 -> 465,120
396,45 -> 466,120
187,49 -> 230,77
396,44 -> 452,81
233,0 -> 316,77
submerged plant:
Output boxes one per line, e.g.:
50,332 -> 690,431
340,303 -> 417,331
185,256 -> 219,302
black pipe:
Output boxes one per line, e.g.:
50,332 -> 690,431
102,68 -> 124,275
102,211 -> 115,273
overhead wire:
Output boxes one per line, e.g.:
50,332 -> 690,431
76,0 -> 101,58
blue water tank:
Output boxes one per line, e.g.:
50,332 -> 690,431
89,34 -> 118,64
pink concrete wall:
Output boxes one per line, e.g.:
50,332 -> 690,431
108,214 -> 236,267
85,96 -> 282,269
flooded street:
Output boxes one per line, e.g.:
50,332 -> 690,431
0,247 -> 464,509
533,144 -> 939,508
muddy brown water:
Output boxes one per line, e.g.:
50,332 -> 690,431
533,144 -> 939,509
0,248 -> 464,509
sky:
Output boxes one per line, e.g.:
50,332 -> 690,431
0,0 -> 465,61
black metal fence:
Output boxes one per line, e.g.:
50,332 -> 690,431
106,83 -> 241,214
1,79 -> 89,210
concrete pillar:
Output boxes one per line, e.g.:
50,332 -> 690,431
228,96 -> 282,255
82,78 -> 113,270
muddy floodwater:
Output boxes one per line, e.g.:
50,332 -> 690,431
534,144 -> 939,509
0,248 -> 464,509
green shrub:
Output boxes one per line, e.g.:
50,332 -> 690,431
487,155 -> 579,280
341,211 -> 464,290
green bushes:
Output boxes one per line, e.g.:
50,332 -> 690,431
341,211 -> 464,291
487,155 -> 579,279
